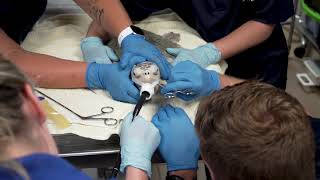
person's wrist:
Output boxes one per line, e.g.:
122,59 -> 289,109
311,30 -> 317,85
86,21 -> 110,41
201,70 -> 221,97
205,43 -> 222,64
126,166 -> 149,180
120,149 -> 152,177
118,26 -> 135,46
119,27 -> 145,47
85,62 -> 104,89
168,170 -> 197,180
81,36 -> 103,44
209,70 -> 221,90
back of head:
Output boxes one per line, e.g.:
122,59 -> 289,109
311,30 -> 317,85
0,59 -> 32,179
0,59 -> 29,147
195,81 -> 315,180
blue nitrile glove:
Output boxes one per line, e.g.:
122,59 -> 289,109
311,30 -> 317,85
161,61 -> 221,101
81,37 -> 119,64
152,105 -> 200,171
86,63 -> 139,103
120,113 -> 161,177
167,43 -> 221,68
120,34 -> 171,80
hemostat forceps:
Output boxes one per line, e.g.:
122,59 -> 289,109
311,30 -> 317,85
159,84 -> 195,99
37,90 -> 120,126
74,106 -> 119,126
163,89 -> 195,99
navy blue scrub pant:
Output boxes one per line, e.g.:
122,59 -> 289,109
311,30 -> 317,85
312,117 -> 320,180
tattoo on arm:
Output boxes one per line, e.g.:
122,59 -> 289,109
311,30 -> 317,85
88,0 -> 105,25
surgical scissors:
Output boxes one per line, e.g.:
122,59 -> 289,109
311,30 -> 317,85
37,90 -> 121,126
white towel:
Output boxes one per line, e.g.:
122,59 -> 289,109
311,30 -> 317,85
22,12 -> 227,140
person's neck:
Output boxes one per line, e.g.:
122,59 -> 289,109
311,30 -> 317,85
4,141 -> 50,160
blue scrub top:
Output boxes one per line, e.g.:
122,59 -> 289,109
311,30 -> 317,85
121,0 -> 294,89
187,0 -> 294,89
0,153 -> 91,180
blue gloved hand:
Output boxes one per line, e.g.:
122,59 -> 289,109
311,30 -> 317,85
86,63 -> 139,103
167,43 -> 221,68
152,105 -> 200,171
120,34 -> 171,80
81,37 -> 119,64
120,113 -> 161,177
161,61 -> 221,101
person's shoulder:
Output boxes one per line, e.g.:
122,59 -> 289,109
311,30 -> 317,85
250,0 -> 294,24
0,166 -> 23,180
0,153 -> 92,180
311,116 -> 320,132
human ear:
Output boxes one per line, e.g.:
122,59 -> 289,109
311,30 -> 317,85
21,84 -> 46,125
21,84 -> 58,154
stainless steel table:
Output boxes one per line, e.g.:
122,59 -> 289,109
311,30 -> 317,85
54,133 -> 120,169
54,133 -> 163,178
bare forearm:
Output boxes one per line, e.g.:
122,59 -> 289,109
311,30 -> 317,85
214,20 -> 274,59
0,29 -> 87,88
74,0 -> 132,37
8,51 -> 87,88
125,166 -> 148,180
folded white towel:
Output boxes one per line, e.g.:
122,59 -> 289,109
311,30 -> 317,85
22,12 -> 227,140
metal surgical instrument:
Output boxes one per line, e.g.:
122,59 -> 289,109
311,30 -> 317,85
37,90 -> 121,126
163,89 -> 195,99
158,84 -> 195,99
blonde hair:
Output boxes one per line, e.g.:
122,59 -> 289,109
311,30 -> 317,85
0,59 -> 31,179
